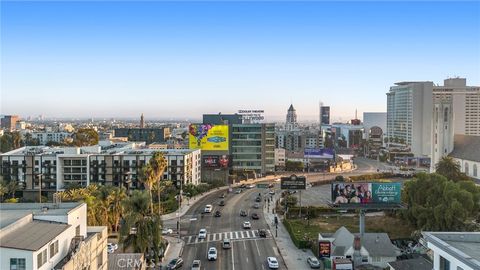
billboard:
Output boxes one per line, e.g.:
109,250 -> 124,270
281,175 -> 306,190
319,241 -> 331,258
304,148 -> 335,159
331,182 -> 401,205
203,155 -> 230,168
189,124 -> 229,150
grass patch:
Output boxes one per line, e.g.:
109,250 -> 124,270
286,215 -> 414,241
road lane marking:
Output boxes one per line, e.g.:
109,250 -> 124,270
243,241 -> 247,250
231,240 -> 235,270
273,246 -> 279,256
224,232 -> 228,239
254,239 -> 261,256
235,231 -> 239,239
252,230 -> 257,237
230,232 -> 234,239
262,264 -> 265,270
187,236 -> 192,244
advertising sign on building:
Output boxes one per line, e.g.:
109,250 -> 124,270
189,124 -> 229,150
304,148 -> 335,159
203,155 -> 230,168
238,109 -> 265,123
281,175 -> 306,190
331,182 -> 402,206
319,241 -> 331,258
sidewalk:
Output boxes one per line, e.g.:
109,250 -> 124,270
263,196 -> 316,270
160,236 -> 185,269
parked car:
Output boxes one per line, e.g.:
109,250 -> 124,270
167,258 -> 184,270
207,247 -> 217,261
267,257 -> 279,269
219,200 -> 225,206
219,193 -> 225,198
258,229 -> 267,238
240,210 -> 247,217
243,221 -> 251,229
222,238 -> 231,249
107,246 -> 115,254
255,196 -> 261,202
215,211 -> 221,217
253,203 -> 260,209
307,256 -> 321,269
162,228 -> 173,235
235,189 -> 242,194
191,260 -> 201,270
198,229 -> 207,239
251,213 -> 259,220
107,243 -> 118,250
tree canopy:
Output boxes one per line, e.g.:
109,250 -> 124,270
435,156 -> 470,182
72,128 -> 99,147
402,172 -> 480,231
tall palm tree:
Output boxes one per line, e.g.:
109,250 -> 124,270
150,152 -> 168,215
140,165 -> 156,214
108,187 -> 127,232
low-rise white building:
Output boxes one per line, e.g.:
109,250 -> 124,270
0,202 -> 107,270
449,135 -> 480,180
422,231 -> 480,270
318,226 -> 399,269
274,148 -> 286,170
31,132 -> 72,145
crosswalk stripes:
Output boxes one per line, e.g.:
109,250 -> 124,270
184,230 -> 272,245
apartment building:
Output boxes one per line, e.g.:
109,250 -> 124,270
0,143 -> 201,199
0,202 -> 107,270
1,115 -> 19,131
31,132 -> 72,145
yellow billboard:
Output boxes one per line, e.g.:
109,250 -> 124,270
189,124 -> 229,150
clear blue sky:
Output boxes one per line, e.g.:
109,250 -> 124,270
1,1 -> 479,121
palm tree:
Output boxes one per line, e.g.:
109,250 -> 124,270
108,187 -> 127,232
435,156 -> 470,182
120,190 -> 164,263
140,165 -> 156,214
150,152 -> 168,215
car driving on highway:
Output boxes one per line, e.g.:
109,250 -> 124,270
267,257 -> 279,269
251,213 -> 259,219
191,260 -> 201,270
198,229 -> 207,239
240,209 -> 247,216
207,247 -> 217,261
204,204 -> 212,213
243,221 -> 251,229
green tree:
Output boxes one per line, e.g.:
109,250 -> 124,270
285,160 -> 304,172
435,156 -> 470,182
402,173 -> 480,231
6,180 -> 19,198
0,180 -> 8,202
72,128 -> 99,146
140,152 -> 168,214
120,190 -> 164,263
108,187 -> 127,232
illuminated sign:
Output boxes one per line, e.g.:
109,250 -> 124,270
189,124 -> 229,150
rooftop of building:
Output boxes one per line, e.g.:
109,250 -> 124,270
0,220 -> 70,251
394,81 -> 432,86
423,231 -> 480,269
0,202 -> 83,229
449,134 -> 480,162
387,256 -> 432,270
321,226 -> 398,258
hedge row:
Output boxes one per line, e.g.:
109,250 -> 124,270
283,219 -> 311,249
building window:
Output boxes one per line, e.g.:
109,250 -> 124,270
444,108 -> 449,122
440,256 -> 450,270
37,249 -> 47,268
49,240 -> 59,258
76,225 -> 80,236
465,162 -> 469,175
474,164 -> 478,177
10,258 -> 26,270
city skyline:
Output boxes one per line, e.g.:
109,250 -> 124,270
1,1 -> 479,120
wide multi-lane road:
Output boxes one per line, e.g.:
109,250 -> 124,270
165,185 -> 284,270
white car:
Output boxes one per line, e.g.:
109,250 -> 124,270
267,257 -> 279,269
207,247 -> 217,261
162,228 -> 173,235
107,245 -> 115,254
198,229 -> 207,239
243,221 -> 251,229
107,243 -> 118,250
269,190 -> 275,195
204,204 -> 213,213
191,260 -> 201,270
248,184 -> 256,188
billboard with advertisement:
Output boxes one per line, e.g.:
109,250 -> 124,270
304,148 -> 335,159
189,124 -> 229,150
319,241 -> 331,258
281,175 -> 306,190
331,182 -> 401,206
203,155 -> 230,168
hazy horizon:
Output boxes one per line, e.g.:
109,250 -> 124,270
2,1 -> 479,120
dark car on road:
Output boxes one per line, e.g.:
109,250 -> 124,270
215,211 -> 221,217
219,200 -> 225,206
167,257 -> 183,270
258,229 -> 267,238
240,210 -> 247,217
251,213 -> 259,220
255,196 -> 261,202
219,193 -> 225,198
